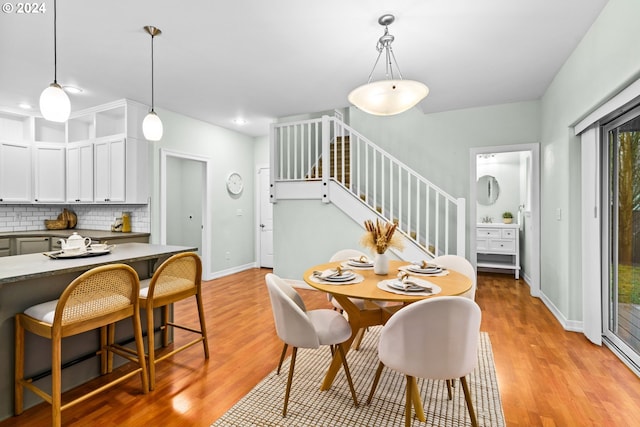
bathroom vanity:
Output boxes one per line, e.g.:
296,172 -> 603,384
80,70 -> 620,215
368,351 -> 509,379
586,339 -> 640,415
476,223 -> 520,279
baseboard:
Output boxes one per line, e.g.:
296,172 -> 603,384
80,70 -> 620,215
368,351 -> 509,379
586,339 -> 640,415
207,262 -> 257,280
539,291 -> 583,333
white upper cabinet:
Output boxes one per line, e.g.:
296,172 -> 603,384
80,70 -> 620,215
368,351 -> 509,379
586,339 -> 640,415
33,143 -> 66,203
66,141 -> 94,202
0,141 -> 31,202
0,99 -> 149,205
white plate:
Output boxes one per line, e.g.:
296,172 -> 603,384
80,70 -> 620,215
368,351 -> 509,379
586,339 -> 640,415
323,273 -> 357,282
406,265 -> 442,274
387,280 -> 431,292
346,259 -> 373,268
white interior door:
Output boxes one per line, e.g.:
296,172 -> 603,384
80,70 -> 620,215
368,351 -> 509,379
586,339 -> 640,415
259,167 -> 274,268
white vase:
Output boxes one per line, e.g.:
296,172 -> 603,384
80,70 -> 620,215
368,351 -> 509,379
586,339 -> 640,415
373,252 -> 389,275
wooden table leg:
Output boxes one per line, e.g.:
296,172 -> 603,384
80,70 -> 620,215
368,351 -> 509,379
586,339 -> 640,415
320,295 -> 383,391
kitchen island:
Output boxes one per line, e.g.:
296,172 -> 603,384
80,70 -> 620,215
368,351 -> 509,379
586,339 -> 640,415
0,243 -> 197,421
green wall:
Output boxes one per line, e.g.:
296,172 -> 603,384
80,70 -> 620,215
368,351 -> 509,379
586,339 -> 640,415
148,108 -> 256,277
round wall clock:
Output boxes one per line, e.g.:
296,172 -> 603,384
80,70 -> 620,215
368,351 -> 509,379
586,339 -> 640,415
226,172 -> 244,195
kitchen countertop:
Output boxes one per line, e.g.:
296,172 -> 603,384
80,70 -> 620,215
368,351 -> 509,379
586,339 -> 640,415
0,229 -> 150,240
0,242 -> 187,285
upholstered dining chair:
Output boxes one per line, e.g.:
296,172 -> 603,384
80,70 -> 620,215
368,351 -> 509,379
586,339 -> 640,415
367,296 -> 481,427
430,254 -> 477,300
14,264 -> 148,427
138,251 -> 209,391
265,273 -> 358,416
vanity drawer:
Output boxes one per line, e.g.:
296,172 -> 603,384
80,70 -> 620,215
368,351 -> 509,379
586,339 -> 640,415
476,238 -> 489,252
501,229 -> 517,239
488,239 -> 516,253
477,228 -> 500,239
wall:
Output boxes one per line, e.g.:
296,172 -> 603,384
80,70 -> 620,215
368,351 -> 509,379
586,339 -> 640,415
149,108 -> 257,277
539,0 -> 640,321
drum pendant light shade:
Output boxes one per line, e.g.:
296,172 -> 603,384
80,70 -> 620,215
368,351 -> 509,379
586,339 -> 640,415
143,25 -> 163,141
40,83 -> 71,122
143,111 -> 163,141
348,14 -> 428,116
40,0 -> 70,123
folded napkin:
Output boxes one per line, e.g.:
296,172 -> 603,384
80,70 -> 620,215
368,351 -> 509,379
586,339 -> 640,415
312,267 -> 354,280
396,272 -> 432,291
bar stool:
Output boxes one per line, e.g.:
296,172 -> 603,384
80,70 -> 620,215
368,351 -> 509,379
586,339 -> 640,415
14,264 -> 148,427
138,252 -> 209,391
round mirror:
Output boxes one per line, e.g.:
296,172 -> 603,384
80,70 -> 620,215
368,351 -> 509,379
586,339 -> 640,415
477,175 -> 500,206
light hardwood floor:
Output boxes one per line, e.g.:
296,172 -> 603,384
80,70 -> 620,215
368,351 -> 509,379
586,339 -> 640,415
2,269 -> 639,426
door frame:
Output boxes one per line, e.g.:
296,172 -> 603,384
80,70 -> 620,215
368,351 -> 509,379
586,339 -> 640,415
160,148 -> 212,279
255,164 -> 272,268
469,143 -> 540,297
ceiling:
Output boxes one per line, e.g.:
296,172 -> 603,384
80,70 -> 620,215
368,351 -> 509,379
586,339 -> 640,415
0,0 -> 609,137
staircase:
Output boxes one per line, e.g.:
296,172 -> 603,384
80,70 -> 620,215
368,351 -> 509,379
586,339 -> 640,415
270,115 -> 466,260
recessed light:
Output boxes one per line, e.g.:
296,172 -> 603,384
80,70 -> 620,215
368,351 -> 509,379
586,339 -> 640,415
233,118 -> 247,125
63,85 -> 83,94
18,102 -> 32,110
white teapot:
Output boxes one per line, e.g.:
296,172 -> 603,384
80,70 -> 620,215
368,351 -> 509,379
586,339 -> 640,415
59,232 -> 91,253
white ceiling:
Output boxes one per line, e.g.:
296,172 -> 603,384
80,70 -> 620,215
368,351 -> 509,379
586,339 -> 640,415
0,0 -> 609,137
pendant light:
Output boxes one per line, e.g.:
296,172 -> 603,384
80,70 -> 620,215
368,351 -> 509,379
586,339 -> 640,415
348,14 -> 429,116
142,25 -> 163,141
39,0 -> 70,122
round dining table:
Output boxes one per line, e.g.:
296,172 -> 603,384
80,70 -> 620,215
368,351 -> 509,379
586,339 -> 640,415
303,259 -> 472,422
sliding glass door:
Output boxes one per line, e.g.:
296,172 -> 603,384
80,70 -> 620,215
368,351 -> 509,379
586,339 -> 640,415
604,106 -> 640,370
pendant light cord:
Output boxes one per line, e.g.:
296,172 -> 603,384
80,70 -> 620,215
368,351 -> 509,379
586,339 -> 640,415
150,32 -> 155,112
53,0 -> 57,84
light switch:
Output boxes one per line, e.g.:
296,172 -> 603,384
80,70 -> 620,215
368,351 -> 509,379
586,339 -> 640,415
556,208 -> 562,221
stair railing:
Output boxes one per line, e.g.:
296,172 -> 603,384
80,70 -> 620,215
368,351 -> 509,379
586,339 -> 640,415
270,115 -> 466,257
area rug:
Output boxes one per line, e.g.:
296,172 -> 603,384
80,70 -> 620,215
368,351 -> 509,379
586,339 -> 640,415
211,328 -> 504,426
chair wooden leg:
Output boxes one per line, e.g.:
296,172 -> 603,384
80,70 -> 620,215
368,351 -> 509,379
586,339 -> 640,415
446,379 -> 453,400
195,291 -> 210,358
366,361 -> 385,404
146,304 -> 157,391
51,335 -> 62,427
132,306 -> 149,394
99,326 -> 108,374
405,375 -> 413,427
277,343 -> 288,374
107,323 -> 116,373
14,315 -> 24,415
161,305 -> 170,347
460,376 -> 478,427
283,347 -> 297,416
337,344 -> 358,407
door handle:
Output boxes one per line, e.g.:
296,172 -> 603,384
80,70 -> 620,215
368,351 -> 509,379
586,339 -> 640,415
260,224 -> 265,228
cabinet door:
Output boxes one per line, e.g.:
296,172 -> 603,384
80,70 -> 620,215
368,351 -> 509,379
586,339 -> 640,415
0,141 -> 31,202
34,144 -> 66,203
67,142 -> 94,202
95,138 -> 125,202
15,237 -> 50,254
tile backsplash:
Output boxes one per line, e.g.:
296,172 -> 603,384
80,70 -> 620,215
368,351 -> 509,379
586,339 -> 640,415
0,205 -> 150,233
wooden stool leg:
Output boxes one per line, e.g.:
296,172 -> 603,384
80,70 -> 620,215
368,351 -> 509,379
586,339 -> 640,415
100,326 -> 107,374
133,306 -> 149,394
195,291 -> 210,358
51,336 -> 62,427
146,304 -> 157,391
14,315 -> 24,415
161,305 -> 169,347
107,323 -> 116,373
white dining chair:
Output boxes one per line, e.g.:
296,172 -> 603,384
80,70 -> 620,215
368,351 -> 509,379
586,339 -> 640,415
367,296 -> 481,427
431,254 -> 477,300
327,249 -> 369,312
430,254 -> 477,396
265,273 -> 358,416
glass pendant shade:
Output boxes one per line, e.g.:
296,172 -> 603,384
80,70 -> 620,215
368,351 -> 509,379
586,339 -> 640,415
143,111 -> 163,141
39,83 -> 70,122
348,79 -> 429,116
